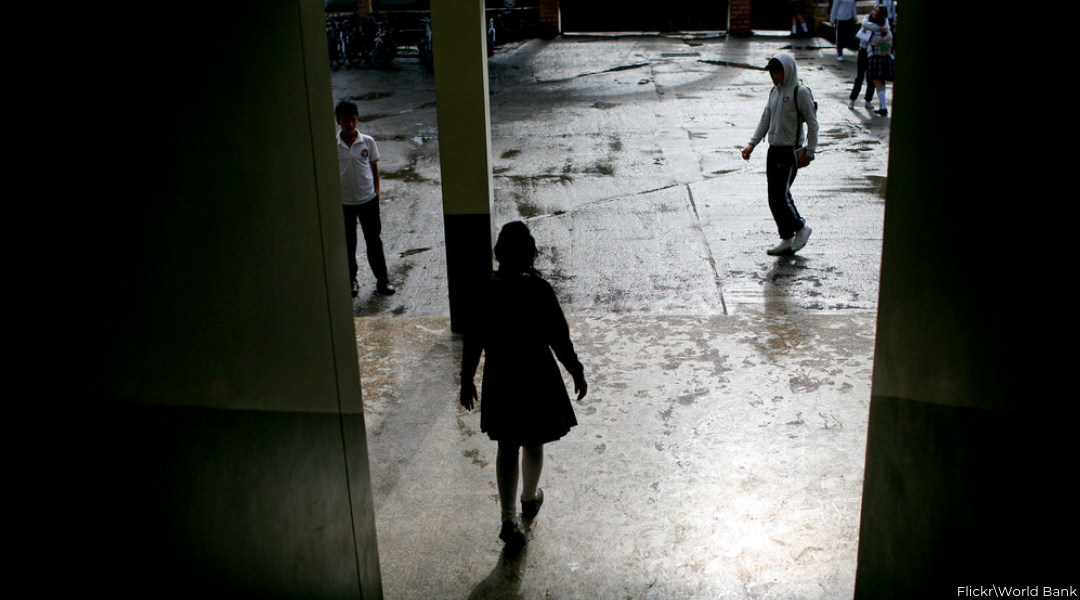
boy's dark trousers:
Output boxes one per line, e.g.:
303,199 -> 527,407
850,48 -> 876,103
344,198 -> 389,286
836,19 -> 856,54
766,145 -> 806,240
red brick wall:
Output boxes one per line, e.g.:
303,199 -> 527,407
539,0 -> 560,35
729,0 -> 751,36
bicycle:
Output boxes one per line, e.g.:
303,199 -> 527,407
326,14 -> 363,69
360,14 -> 397,69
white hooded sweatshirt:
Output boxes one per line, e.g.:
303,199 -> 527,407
749,53 -> 819,157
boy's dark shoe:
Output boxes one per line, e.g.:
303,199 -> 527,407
376,280 -> 396,295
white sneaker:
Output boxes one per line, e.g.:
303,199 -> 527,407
791,225 -> 812,253
836,55 -> 845,61
865,100 -> 874,109
847,99 -> 855,109
767,237 -> 794,256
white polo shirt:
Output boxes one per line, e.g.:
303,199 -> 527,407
337,132 -> 380,205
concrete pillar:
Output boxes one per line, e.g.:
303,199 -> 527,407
430,0 -> 496,333
66,1 -> 383,598
853,2 -> 1071,595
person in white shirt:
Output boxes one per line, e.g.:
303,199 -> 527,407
830,0 -> 858,61
336,100 -> 395,297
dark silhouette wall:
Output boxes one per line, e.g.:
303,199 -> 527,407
70,1 -> 381,598
854,2 -> 1072,596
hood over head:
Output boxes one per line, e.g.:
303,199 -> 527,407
767,53 -> 798,92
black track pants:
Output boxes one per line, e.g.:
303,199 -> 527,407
766,145 -> 806,240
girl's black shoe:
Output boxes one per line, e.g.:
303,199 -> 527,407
522,488 -> 544,521
499,519 -> 525,548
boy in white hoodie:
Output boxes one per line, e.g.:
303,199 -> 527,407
742,53 -> 818,256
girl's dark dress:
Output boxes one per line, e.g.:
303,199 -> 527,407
461,270 -> 583,446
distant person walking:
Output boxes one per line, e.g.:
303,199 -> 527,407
866,9 -> 895,116
830,0 -> 858,61
459,221 -> 588,549
336,100 -> 395,298
741,53 -> 819,256
790,0 -> 809,36
849,6 -> 890,109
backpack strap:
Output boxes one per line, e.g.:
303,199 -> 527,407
793,83 -> 817,121
793,84 -> 806,125
793,83 -> 817,152
795,84 -> 802,122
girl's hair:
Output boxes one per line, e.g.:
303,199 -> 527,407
494,221 -> 537,272
869,9 -> 886,26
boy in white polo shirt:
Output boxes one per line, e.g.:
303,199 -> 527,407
336,100 -> 395,297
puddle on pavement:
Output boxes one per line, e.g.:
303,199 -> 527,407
381,150 -> 437,184
697,59 -> 765,70
538,62 -> 651,83
866,175 -> 887,198
583,161 -> 615,176
350,91 -> 394,102
516,198 -> 544,219
399,247 -> 431,258
501,173 -> 575,188
782,44 -> 831,51
356,101 -> 436,123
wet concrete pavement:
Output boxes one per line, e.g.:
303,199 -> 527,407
334,32 -> 887,599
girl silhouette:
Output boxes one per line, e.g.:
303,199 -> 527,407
460,221 -> 588,548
